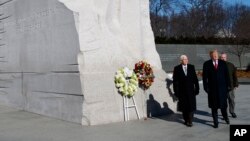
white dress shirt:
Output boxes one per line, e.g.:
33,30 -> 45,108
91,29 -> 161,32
213,60 -> 218,66
213,60 -> 218,69
182,65 -> 187,76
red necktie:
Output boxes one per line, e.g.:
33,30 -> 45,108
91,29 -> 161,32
214,61 -> 218,70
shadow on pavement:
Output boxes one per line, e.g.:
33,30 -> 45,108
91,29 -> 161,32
150,109 -> 217,127
195,109 -> 211,116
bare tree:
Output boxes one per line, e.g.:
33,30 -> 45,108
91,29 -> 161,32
223,4 -> 250,68
168,0 -> 225,38
233,6 -> 250,40
225,44 -> 249,68
221,4 -> 249,38
169,11 -> 187,37
202,0 -> 225,37
150,0 -> 175,37
150,0 -> 250,47
150,0 -> 173,16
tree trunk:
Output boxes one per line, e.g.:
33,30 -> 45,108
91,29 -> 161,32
238,55 -> 242,69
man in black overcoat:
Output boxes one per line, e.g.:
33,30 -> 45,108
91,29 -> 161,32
173,55 -> 199,127
203,50 -> 231,128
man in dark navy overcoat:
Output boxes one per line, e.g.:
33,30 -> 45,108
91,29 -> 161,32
203,49 -> 231,128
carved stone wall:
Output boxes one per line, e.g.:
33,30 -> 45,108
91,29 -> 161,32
0,0 -> 176,125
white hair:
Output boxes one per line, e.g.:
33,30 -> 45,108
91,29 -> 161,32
179,55 -> 188,61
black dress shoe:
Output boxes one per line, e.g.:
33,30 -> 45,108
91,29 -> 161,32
186,122 -> 193,127
225,119 -> 230,124
184,121 -> 187,125
214,124 -> 218,128
231,113 -> 237,118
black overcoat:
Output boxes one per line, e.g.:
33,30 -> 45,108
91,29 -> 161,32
202,60 -> 231,109
173,64 -> 199,112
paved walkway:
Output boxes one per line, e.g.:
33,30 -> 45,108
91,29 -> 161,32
0,83 -> 249,141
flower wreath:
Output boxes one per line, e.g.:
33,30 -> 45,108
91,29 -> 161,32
134,61 -> 154,90
114,67 -> 139,97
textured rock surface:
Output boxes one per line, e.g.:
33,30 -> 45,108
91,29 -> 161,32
0,0 -> 176,125
0,0 -> 83,123
60,0 -> 176,125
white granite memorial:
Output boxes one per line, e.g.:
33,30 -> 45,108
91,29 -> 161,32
0,0 -> 176,125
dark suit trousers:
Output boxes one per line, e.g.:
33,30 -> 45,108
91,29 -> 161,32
228,90 -> 235,114
211,108 -> 228,124
182,111 -> 194,123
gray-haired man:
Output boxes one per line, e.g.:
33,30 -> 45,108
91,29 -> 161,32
220,53 -> 239,118
173,55 -> 199,127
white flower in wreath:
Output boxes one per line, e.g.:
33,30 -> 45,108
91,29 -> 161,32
124,67 -> 133,77
114,67 -> 139,97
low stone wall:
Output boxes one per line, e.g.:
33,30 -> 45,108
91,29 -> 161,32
156,44 -> 250,72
